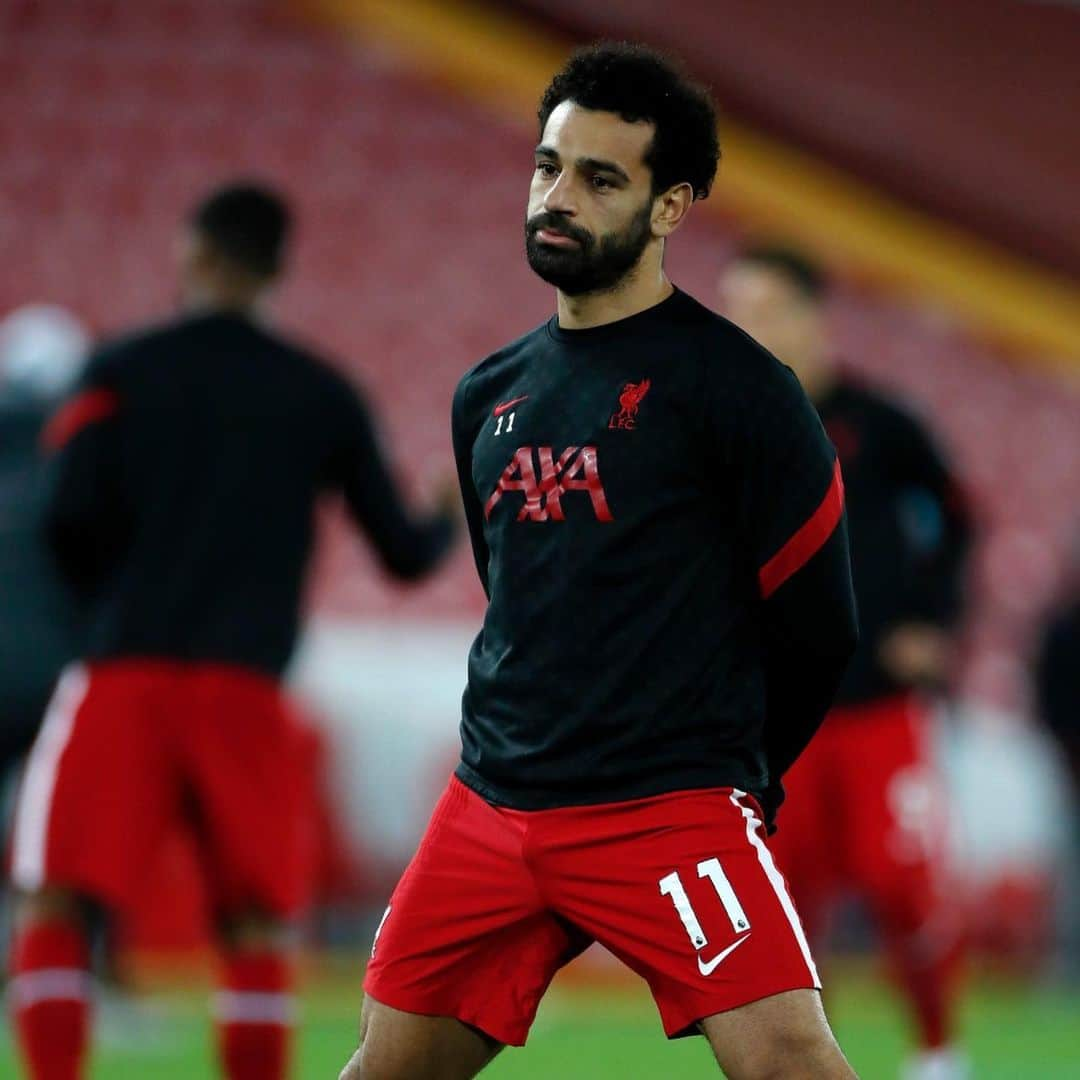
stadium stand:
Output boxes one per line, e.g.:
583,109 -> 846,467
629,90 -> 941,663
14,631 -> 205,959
3,0 -> 1077,708
0,12 -> 1075,975
3,13 -> 1079,1080
505,0 -> 1080,279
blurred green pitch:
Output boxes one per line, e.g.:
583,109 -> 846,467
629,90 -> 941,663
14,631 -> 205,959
1,958 -> 1075,1077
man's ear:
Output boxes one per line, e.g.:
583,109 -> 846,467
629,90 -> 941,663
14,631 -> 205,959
652,182 -> 695,238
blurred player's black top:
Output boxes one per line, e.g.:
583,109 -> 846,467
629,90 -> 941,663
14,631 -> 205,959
1036,598 -> 1080,754
452,288 -> 858,821
0,395 -> 83,756
816,380 -> 971,706
43,311 -> 454,676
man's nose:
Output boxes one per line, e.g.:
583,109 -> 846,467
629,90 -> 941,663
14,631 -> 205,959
543,170 -> 578,216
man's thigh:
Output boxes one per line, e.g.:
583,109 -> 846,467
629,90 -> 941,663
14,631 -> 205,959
362,776 -> 590,1048
701,988 -> 857,1079
339,995 -> 502,1080
542,787 -> 821,1040
181,667 -> 315,920
838,698 -> 954,935
10,663 -> 175,908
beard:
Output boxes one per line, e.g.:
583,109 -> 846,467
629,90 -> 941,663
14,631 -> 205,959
524,199 -> 653,296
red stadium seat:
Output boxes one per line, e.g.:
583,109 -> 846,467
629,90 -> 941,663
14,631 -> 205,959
1,0 -> 1078,701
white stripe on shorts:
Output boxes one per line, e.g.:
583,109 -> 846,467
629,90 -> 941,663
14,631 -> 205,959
211,991 -> 297,1026
730,789 -> 821,988
11,666 -> 90,891
6,967 -> 92,1009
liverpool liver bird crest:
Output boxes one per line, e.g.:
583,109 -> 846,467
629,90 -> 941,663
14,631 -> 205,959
609,378 -> 651,430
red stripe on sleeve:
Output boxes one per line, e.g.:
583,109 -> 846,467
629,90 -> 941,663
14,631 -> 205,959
41,389 -> 120,452
758,457 -> 845,599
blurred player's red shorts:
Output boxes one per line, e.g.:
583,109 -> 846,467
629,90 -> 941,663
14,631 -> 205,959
364,776 -> 820,1045
10,660 -> 314,919
768,693 -> 957,946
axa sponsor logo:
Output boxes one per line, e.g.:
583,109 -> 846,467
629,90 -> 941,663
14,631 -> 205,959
485,446 -> 613,522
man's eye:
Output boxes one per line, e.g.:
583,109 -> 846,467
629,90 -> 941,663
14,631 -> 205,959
536,162 -> 558,178
591,175 -> 613,190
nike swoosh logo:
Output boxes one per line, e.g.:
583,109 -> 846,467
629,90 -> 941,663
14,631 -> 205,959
697,933 -> 752,976
493,395 -> 529,417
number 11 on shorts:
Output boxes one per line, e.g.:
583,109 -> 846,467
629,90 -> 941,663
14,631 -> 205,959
660,858 -> 751,950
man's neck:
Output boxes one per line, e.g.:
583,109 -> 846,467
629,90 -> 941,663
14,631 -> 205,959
800,362 -> 838,405
782,347 -> 837,404
185,292 -> 262,320
556,259 -> 674,330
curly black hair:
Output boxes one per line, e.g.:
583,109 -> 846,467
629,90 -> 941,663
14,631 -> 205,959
191,182 -> 291,279
736,245 -> 828,300
538,42 -> 720,201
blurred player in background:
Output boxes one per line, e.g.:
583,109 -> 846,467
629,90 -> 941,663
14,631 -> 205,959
6,183 -> 458,1080
1036,528 -> 1080,802
0,306 -> 89,962
1035,528 -> 1080,979
720,246 -> 973,1080
345,44 -> 860,1080
0,306 -> 89,798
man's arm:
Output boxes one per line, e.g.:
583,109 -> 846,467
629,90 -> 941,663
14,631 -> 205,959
889,406 -> 972,627
1035,608 -> 1080,748
734,359 -> 858,827
760,514 -> 858,785
40,372 -> 129,595
329,376 -> 456,579
451,372 -> 490,596
871,405 -> 973,687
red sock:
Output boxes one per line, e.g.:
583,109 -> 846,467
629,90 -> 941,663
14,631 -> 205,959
214,951 -> 295,1080
9,920 -> 91,1080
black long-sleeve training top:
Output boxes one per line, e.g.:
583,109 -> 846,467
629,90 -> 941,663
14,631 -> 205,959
0,395 -> 83,745
816,380 -> 971,706
42,310 -> 455,676
450,288 -> 858,824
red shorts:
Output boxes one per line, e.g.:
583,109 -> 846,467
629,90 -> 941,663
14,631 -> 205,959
769,694 -> 955,945
11,660 -> 314,919
364,777 -> 820,1046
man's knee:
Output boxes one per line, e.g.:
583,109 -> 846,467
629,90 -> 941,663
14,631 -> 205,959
754,1028 -> 853,1080
216,910 -> 292,950
337,1040 -> 462,1080
338,1048 -> 362,1080
15,886 -> 87,928
724,1029 -> 854,1080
